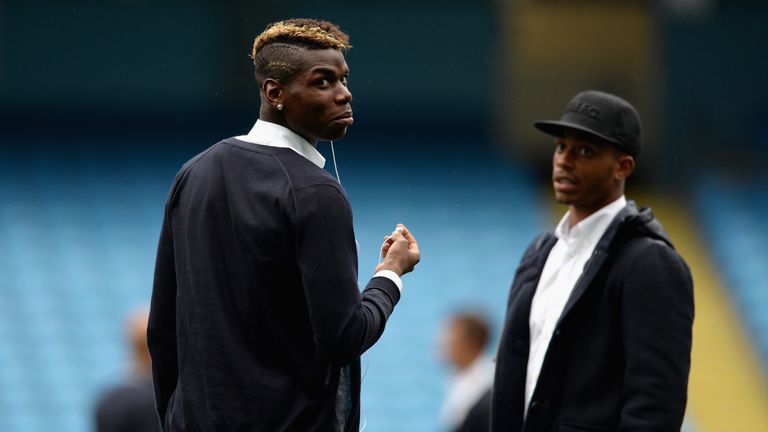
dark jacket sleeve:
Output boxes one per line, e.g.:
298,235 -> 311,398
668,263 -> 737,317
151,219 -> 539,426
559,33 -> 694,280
294,184 -> 400,366
147,199 -> 180,429
618,240 -> 694,431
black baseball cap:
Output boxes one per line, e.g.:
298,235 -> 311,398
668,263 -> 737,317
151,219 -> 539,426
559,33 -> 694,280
534,90 -> 642,158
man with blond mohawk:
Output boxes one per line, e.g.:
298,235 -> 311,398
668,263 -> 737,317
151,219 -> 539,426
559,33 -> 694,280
148,19 -> 420,432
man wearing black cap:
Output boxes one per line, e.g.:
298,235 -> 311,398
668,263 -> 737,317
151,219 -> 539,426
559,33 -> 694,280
491,90 -> 694,431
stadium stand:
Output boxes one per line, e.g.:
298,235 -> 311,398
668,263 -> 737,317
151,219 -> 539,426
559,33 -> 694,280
694,176 -> 768,371
0,137 -> 543,432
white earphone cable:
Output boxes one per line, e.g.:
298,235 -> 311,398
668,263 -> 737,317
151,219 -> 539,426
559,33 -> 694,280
330,141 -> 342,185
359,353 -> 370,431
328,140 -> 374,431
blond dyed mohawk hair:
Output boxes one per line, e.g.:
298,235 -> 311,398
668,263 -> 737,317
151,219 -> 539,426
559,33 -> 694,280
251,18 -> 351,85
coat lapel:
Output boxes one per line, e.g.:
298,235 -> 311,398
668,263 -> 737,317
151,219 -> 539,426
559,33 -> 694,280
514,235 -> 558,332
556,203 -> 637,326
493,234 -> 557,430
557,249 -> 609,327
502,236 -> 556,356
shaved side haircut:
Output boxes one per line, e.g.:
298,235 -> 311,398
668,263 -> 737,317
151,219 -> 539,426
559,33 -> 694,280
251,18 -> 352,85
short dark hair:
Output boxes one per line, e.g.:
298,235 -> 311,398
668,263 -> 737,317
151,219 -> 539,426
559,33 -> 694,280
251,18 -> 351,86
453,312 -> 490,350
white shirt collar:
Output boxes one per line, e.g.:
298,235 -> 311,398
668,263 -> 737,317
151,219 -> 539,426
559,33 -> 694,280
236,120 -> 326,168
554,195 -> 627,247
453,354 -> 493,386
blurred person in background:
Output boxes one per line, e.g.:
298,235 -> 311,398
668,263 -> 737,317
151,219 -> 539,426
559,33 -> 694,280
492,90 -> 694,431
95,306 -> 160,432
147,18 -> 420,432
439,311 -> 493,432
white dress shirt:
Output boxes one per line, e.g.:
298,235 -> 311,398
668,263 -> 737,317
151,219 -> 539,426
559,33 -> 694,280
440,355 -> 494,430
524,196 -> 627,414
236,119 -> 327,168
236,120 -> 403,291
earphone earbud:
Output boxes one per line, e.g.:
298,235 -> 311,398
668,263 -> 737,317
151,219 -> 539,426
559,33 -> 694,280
378,226 -> 405,263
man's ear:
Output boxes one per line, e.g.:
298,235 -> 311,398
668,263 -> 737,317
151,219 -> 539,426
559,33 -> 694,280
262,78 -> 283,109
615,154 -> 636,181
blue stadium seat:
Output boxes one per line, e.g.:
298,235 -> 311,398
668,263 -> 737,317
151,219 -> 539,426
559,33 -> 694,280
695,176 -> 768,375
0,139 -> 543,432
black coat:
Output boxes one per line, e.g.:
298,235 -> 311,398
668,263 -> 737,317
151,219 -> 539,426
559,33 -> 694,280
455,389 -> 492,432
95,377 -> 160,432
148,139 -> 401,431
492,202 -> 694,432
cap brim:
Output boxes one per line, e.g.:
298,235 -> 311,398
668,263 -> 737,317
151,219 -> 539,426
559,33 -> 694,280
533,120 -> 620,146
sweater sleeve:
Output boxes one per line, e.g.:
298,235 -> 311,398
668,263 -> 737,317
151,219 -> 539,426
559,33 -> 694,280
294,184 -> 401,366
619,240 -> 694,431
147,195 -> 180,430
